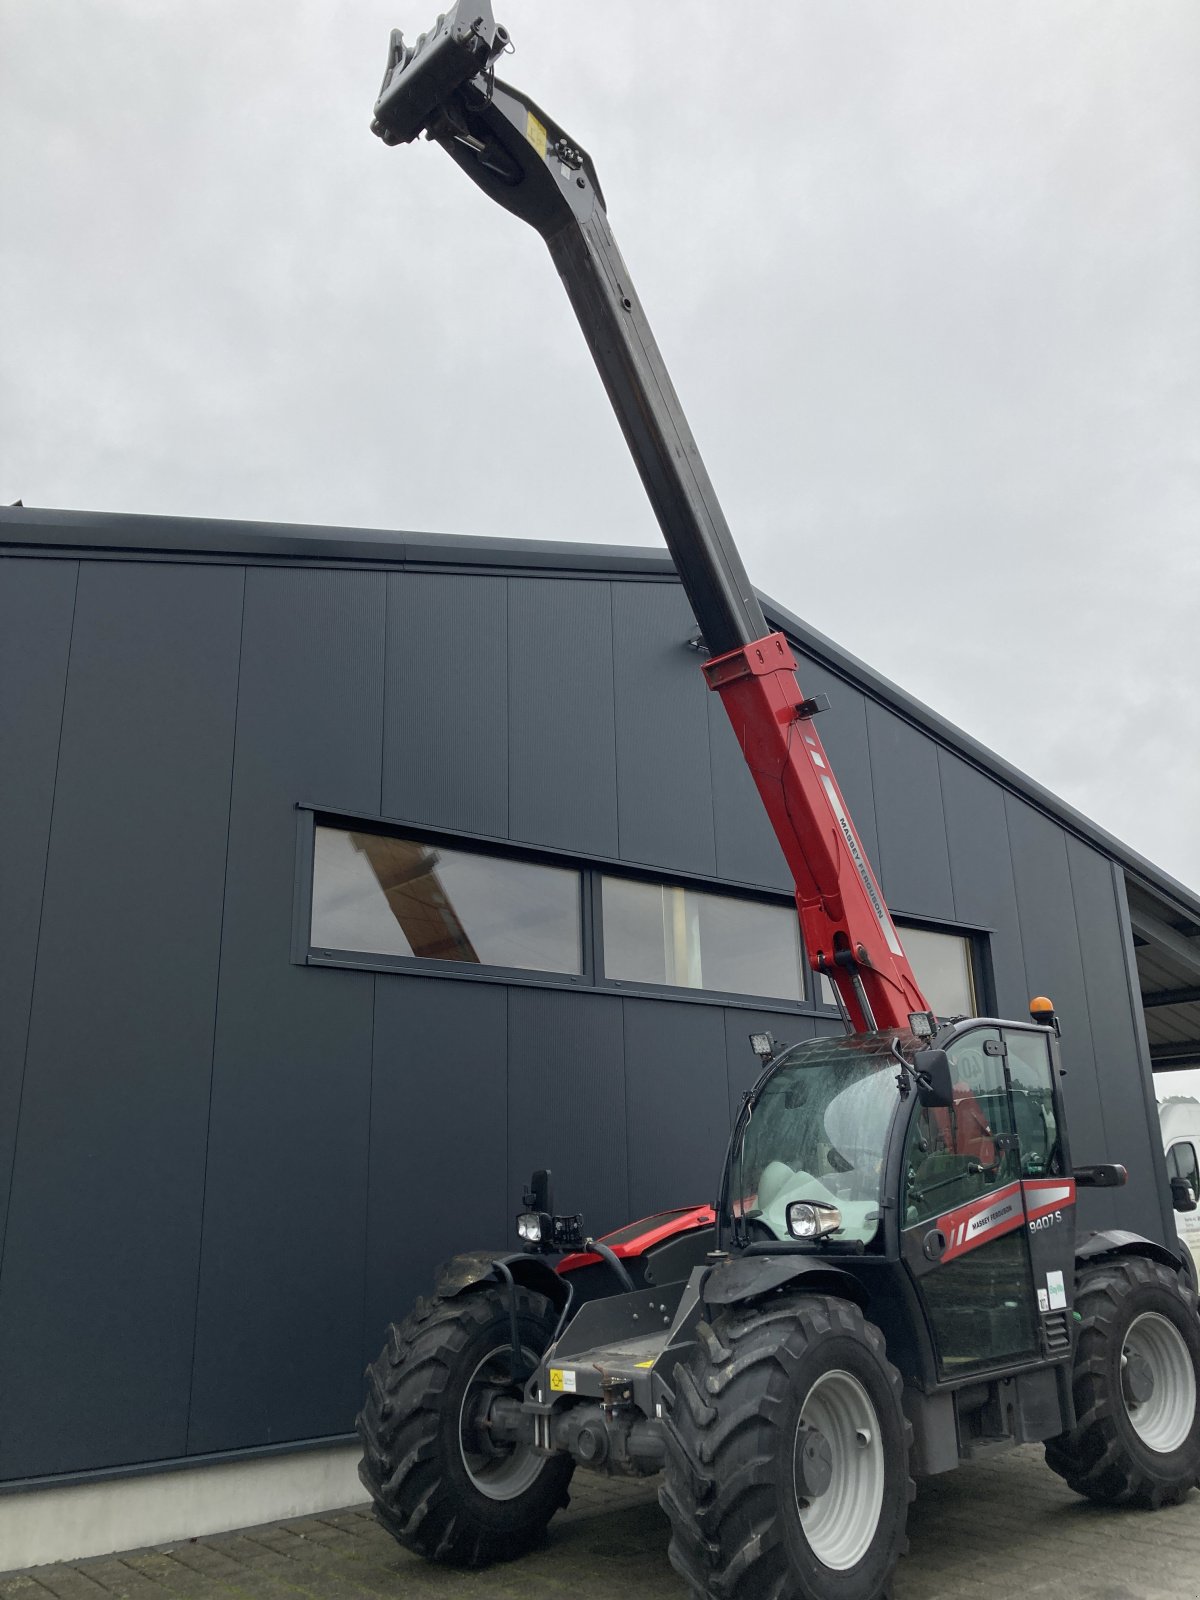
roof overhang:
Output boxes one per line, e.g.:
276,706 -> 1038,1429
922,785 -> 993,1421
1127,880 -> 1200,1074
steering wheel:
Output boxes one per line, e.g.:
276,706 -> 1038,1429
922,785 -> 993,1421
825,1145 -> 882,1177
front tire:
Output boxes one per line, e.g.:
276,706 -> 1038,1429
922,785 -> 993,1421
1046,1256 -> 1200,1507
660,1294 -> 913,1600
357,1284 -> 573,1566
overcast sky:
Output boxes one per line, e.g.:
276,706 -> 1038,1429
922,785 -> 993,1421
2,2 -> 1198,907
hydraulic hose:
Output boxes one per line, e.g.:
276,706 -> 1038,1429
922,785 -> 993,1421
585,1237 -> 636,1294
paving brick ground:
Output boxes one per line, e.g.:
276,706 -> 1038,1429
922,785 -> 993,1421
5,1447 -> 1200,1600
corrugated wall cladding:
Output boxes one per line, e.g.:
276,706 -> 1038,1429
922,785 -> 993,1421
364,977 -> 510,1369
382,572 -> 508,835
187,568 -> 384,1455
0,562 -> 243,1478
612,584 -> 717,876
0,549 -> 1169,1485
0,559 -> 77,1262
508,578 -> 619,857
935,749 -> 1027,1008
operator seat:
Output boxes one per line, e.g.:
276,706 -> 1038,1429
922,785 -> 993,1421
756,1160 -> 795,1212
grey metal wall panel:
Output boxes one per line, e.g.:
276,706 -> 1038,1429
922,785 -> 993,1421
611,583 -> 716,877
724,1009 -> 818,1125
0,558 -> 76,1261
1112,867 -> 1176,1247
507,988 -> 628,1238
622,999 -> 728,1219
865,704 -> 954,921
1067,837 -> 1163,1241
1004,794 -> 1116,1230
0,561 -> 242,1479
508,579 -> 618,857
795,653 -> 880,873
936,750 -> 1026,1014
707,694 -> 790,891
187,567 -> 384,1455
382,572 -> 508,837
364,976 -> 509,1361
0,539 -> 1172,1485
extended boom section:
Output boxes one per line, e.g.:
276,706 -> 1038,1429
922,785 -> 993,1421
703,632 -> 927,1030
371,2 -> 929,1030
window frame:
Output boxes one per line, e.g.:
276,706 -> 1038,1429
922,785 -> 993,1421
302,811 -> 594,989
594,868 -> 808,1007
295,807 -> 992,1019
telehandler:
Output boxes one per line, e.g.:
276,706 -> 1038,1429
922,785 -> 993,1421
357,12 -> 1200,1598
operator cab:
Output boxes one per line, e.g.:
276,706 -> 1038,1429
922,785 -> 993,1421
726,1030 -> 915,1249
724,1021 -> 1065,1246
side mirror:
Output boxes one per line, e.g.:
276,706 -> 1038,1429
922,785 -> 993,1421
1074,1164 -> 1128,1188
915,1048 -> 954,1109
1171,1176 -> 1198,1214
523,1168 -> 553,1214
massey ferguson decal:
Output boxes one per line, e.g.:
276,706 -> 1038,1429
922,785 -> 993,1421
937,1178 -> 1076,1264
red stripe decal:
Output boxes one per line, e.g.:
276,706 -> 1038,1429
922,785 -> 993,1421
937,1182 -> 1025,1263
934,1178 -> 1076,1264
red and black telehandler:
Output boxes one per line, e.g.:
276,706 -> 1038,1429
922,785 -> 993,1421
357,11 -> 1200,1599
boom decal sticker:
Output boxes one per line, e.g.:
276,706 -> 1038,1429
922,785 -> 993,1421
817,772 -> 904,957
525,111 -> 548,159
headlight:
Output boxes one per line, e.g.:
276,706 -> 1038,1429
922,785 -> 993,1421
786,1201 -> 842,1240
516,1212 -> 544,1243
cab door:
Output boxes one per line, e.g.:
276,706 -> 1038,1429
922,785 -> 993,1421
900,1025 -> 1041,1376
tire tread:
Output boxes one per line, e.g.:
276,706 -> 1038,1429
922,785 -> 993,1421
660,1292 -> 913,1600
357,1283 -> 571,1566
1045,1255 -> 1200,1508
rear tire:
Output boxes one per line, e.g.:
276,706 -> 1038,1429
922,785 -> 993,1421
357,1285 -> 573,1566
660,1294 -> 913,1600
1045,1256 -> 1200,1507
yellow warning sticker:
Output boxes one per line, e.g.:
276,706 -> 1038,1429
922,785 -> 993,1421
634,1360 -> 654,1369
526,111 -> 548,160
549,1367 -> 576,1393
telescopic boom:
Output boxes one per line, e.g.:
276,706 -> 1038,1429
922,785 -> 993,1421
371,4 -> 933,1034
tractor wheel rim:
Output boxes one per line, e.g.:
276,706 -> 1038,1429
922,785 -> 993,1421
794,1369 -> 885,1569
458,1345 -> 544,1500
1121,1311 -> 1195,1453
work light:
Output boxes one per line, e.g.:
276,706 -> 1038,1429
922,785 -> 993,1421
516,1212 -> 545,1244
786,1201 -> 842,1240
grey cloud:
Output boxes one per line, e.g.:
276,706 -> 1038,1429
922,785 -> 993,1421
2,0 -> 1197,888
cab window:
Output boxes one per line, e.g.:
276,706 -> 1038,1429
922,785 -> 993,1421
1003,1029 -> 1060,1177
903,1027 -> 1019,1227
